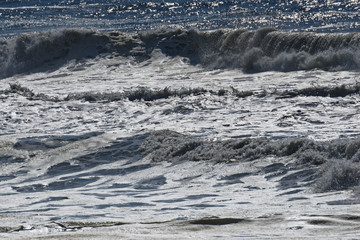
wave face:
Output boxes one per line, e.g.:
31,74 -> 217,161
1,28 -> 360,78
195,29 -> 360,72
0,30 -> 111,79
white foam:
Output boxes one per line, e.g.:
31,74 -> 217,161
1,29 -> 360,240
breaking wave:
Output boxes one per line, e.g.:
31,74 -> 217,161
1,28 -> 360,78
3,130 -> 360,194
3,82 -> 360,103
140,130 -> 360,165
139,130 -> 360,192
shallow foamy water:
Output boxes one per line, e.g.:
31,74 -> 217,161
1,28 -> 360,239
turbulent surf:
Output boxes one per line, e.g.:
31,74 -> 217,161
1,0 -> 360,239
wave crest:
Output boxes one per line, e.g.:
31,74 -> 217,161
191,28 -> 360,71
1,28 -> 360,78
0,29 -> 111,79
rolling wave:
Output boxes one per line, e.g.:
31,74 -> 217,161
1,28 -> 360,79
139,130 -> 360,193
2,130 -> 360,194
4,82 -> 359,103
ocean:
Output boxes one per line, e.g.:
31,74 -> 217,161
1,0 -> 360,239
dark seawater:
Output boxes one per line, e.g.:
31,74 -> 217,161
1,0 -> 360,239
1,0 -> 360,36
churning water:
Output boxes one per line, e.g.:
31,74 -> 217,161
1,1 -> 360,239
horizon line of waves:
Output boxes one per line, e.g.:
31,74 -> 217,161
2,83 -> 360,103
1,28 -> 360,79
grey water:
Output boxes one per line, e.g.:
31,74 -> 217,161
1,0 -> 360,239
